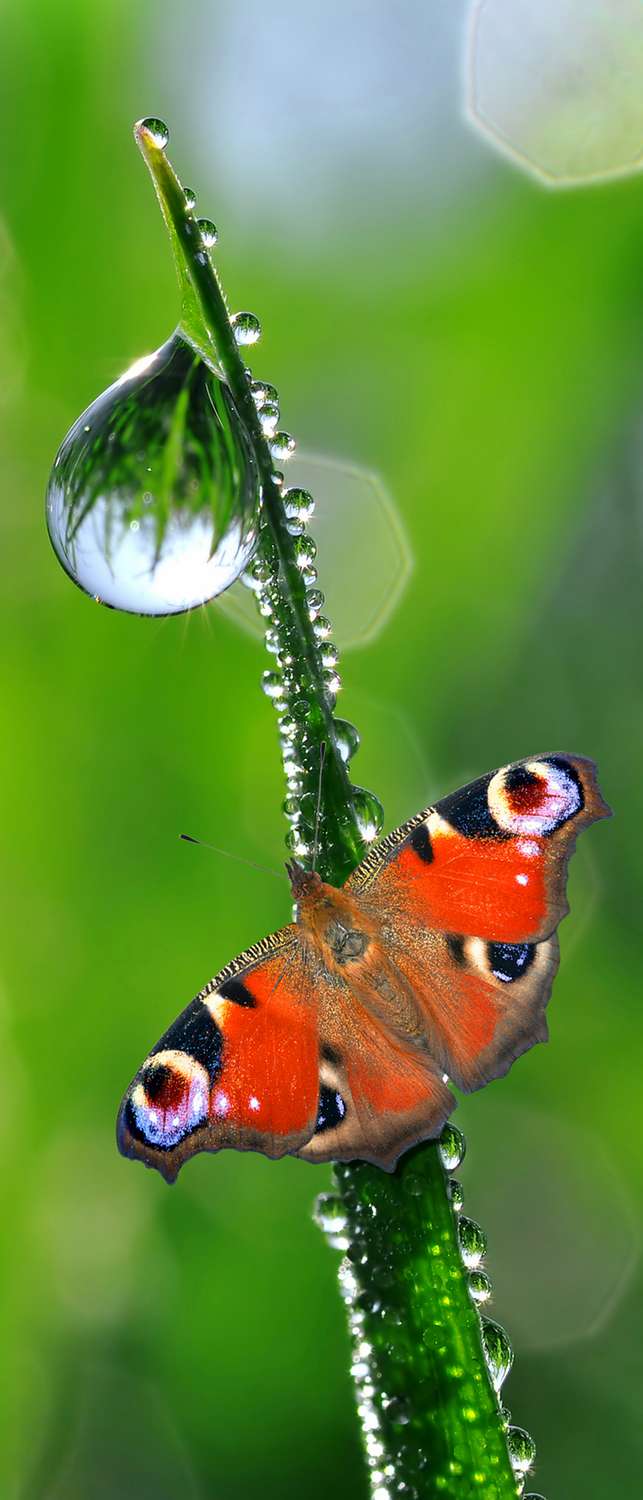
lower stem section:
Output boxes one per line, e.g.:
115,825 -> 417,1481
318,1140 -> 523,1500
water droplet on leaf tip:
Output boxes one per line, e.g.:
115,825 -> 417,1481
184,186 -> 197,210
231,311 -> 262,346
197,218 -> 218,248
139,117 -> 169,149
270,431 -> 296,462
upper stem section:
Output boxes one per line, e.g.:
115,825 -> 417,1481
135,119 -> 368,883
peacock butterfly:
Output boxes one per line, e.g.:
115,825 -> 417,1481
117,753 -> 610,1180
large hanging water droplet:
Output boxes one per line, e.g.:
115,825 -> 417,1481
481,1319 -> 513,1393
46,333 -> 260,615
231,311 -> 262,346
138,117 -> 169,150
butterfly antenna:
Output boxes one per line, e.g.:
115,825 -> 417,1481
311,740 -> 327,874
179,834 -> 282,881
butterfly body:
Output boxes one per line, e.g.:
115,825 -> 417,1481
118,753 -> 610,1182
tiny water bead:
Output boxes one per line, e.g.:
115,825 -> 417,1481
231,311 -> 262,346
506,1428 -> 536,1477
270,431 -> 296,462
321,642 -> 339,669
183,186 -> 197,210
313,615 -> 332,640
261,671 -> 285,701
197,218 -> 218,248
250,380 -> 278,409
333,718 -> 360,763
46,333 -> 261,614
353,787 -> 385,843
458,1217 -> 487,1270
323,667 -> 342,697
447,1178 -> 464,1213
481,1320 -> 513,1393
439,1125 -> 466,1173
293,536 -> 317,570
138,116 -> 169,149
284,486 -> 315,523
259,401 -> 280,436
314,1193 -> 348,1237
468,1271 -> 492,1306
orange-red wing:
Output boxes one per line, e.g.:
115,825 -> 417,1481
297,988 -> 455,1171
117,927 -> 320,1182
349,754 -> 610,944
348,754 -> 610,1093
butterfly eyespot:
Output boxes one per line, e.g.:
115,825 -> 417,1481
488,758 -> 582,837
315,1085 -> 347,1134
487,942 -> 535,984
128,1050 -> 209,1149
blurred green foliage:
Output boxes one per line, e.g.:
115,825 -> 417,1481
0,3 -> 641,1498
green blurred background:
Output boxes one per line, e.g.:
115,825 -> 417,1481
1,2 -> 641,1496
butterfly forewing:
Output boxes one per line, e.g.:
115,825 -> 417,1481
349,753 -> 610,1094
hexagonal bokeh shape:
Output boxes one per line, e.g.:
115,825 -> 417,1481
466,0 -> 643,187
217,450 -> 413,649
465,1102 -> 640,1351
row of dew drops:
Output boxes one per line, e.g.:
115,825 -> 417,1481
141,119 -> 385,857
315,1127 -> 541,1500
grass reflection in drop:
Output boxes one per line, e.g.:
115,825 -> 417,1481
46,331 -> 261,615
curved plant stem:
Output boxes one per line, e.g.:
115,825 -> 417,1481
136,121 -> 530,1500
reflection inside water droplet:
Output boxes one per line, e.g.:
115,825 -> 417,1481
231,311 -> 262,346
138,116 -> 169,150
46,332 -> 260,615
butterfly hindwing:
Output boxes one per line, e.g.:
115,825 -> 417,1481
297,994 -> 455,1171
348,754 -> 610,1094
117,927 -> 321,1182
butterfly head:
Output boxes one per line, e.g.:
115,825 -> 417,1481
286,860 -> 323,902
